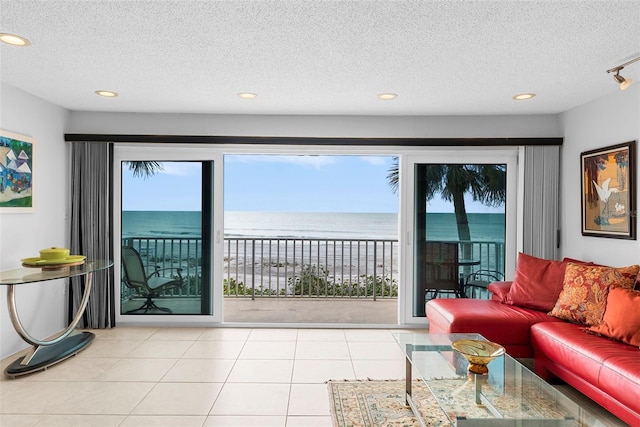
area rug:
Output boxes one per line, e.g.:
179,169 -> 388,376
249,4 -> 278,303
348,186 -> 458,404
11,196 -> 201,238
327,379 -> 448,427
328,379 -> 587,427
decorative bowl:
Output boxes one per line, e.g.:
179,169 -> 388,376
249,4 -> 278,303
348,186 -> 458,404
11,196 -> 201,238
452,339 -> 505,375
39,247 -> 70,260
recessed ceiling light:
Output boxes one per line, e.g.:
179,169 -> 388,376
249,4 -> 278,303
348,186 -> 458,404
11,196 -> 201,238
513,93 -> 536,101
95,90 -> 118,97
377,93 -> 398,100
237,92 -> 257,99
0,33 -> 31,46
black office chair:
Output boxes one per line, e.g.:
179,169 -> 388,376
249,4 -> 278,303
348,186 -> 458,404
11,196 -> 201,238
464,270 -> 505,299
121,246 -> 184,314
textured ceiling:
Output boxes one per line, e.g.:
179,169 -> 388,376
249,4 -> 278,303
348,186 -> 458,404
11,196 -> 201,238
1,0 -> 639,116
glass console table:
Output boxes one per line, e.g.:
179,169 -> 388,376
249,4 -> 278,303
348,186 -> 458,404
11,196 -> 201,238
0,260 -> 113,377
394,333 -> 580,427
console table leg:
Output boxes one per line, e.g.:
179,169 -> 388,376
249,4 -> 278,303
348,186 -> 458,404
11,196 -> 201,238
4,272 -> 96,377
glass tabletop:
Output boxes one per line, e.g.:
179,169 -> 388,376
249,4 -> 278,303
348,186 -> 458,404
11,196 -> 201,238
393,332 -> 579,426
0,260 -> 113,285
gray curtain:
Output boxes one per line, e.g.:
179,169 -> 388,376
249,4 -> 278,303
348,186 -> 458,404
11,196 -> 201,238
522,145 -> 560,259
68,142 -> 115,328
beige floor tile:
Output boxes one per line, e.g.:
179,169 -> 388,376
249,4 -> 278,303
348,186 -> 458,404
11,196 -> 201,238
344,329 -> 397,342
0,414 -> 45,426
35,414 -> 125,426
120,415 -> 206,426
198,328 -> 252,341
238,341 -> 296,360
53,382 -> 155,415
21,357 -> 118,382
288,384 -> 331,416
292,360 -> 355,383
86,327 -> 157,341
182,340 -> 245,359
248,328 -> 298,341
149,327 -> 205,341
286,415 -> 334,426
347,341 -> 405,360
297,329 -> 346,342
351,359 -> 407,380
98,358 -> 177,382
133,382 -> 224,415
0,326 -> 629,427
0,381 -> 91,414
227,359 -> 293,383
203,415 -> 286,426
209,383 -> 290,415
295,341 -> 350,360
76,339 -> 141,358
161,358 -> 236,383
127,340 -> 193,358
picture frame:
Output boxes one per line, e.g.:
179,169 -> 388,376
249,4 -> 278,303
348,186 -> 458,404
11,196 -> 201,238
581,140 -> 636,239
0,129 -> 35,212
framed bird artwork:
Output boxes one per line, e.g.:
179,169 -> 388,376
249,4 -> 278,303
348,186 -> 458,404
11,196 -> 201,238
581,141 -> 636,239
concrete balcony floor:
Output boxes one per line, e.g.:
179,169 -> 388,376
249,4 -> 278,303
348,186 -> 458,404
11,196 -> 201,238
121,297 -> 398,324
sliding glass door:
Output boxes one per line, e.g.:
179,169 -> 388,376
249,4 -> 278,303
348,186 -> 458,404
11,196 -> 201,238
114,146 -> 223,323
401,150 -> 519,322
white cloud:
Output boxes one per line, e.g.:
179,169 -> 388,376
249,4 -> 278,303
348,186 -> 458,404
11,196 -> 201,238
359,156 -> 388,166
158,162 -> 201,176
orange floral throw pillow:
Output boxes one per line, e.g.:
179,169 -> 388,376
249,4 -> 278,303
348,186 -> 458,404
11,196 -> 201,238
548,263 -> 639,326
588,287 -> 640,346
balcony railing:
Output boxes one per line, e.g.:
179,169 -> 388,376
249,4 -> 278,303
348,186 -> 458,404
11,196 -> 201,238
121,237 -> 504,300
224,238 -> 398,300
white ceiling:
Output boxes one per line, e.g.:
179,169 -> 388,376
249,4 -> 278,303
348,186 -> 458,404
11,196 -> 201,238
1,0 -> 639,116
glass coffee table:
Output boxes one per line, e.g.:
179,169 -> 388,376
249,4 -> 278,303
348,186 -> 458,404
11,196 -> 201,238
394,333 -> 579,427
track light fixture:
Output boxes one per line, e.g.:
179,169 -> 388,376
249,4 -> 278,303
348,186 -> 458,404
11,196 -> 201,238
606,56 -> 640,90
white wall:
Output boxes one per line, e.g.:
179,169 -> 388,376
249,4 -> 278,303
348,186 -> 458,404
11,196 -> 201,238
0,84 -> 70,359
560,85 -> 640,266
67,111 -> 562,138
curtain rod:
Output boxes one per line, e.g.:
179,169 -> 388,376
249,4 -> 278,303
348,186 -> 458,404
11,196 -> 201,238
64,134 -> 563,146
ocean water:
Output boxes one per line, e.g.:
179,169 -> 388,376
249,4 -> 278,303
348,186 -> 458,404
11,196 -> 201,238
122,211 -> 505,242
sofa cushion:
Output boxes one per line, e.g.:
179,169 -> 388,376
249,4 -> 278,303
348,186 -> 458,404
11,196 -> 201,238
505,253 -> 568,312
532,321 -> 640,422
549,263 -> 639,326
589,286 -> 640,346
487,281 -> 511,302
531,322 -> 631,386
599,354 -> 640,418
426,298 -> 560,358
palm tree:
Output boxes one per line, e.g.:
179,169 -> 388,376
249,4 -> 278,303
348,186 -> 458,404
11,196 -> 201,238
387,158 -> 506,242
124,161 -> 164,178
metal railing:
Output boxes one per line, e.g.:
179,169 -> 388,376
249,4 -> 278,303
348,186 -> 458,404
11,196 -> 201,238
224,238 -> 398,300
121,237 -> 504,300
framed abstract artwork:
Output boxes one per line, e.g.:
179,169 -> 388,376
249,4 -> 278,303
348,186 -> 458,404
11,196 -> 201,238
581,141 -> 636,239
0,129 -> 35,212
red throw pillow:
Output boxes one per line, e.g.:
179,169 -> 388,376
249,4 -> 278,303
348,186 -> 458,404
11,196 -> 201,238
505,253 -> 568,312
589,287 -> 640,346
549,263 -> 639,326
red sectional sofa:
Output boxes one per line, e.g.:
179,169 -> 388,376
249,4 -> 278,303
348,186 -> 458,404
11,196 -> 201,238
425,255 -> 640,426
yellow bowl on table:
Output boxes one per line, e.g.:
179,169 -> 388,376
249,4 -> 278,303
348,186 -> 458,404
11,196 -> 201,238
39,247 -> 70,260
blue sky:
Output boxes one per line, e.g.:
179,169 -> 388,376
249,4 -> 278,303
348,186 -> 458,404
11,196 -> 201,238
122,156 -> 398,212
121,156 -> 504,213
224,155 -> 398,213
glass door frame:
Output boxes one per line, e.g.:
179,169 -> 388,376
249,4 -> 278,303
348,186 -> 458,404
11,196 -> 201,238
113,144 -> 224,324
398,148 -> 522,325
113,143 -> 522,327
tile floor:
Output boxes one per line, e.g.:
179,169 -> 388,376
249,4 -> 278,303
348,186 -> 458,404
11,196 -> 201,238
0,327 -> 414,427
0,327 -> 627,427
